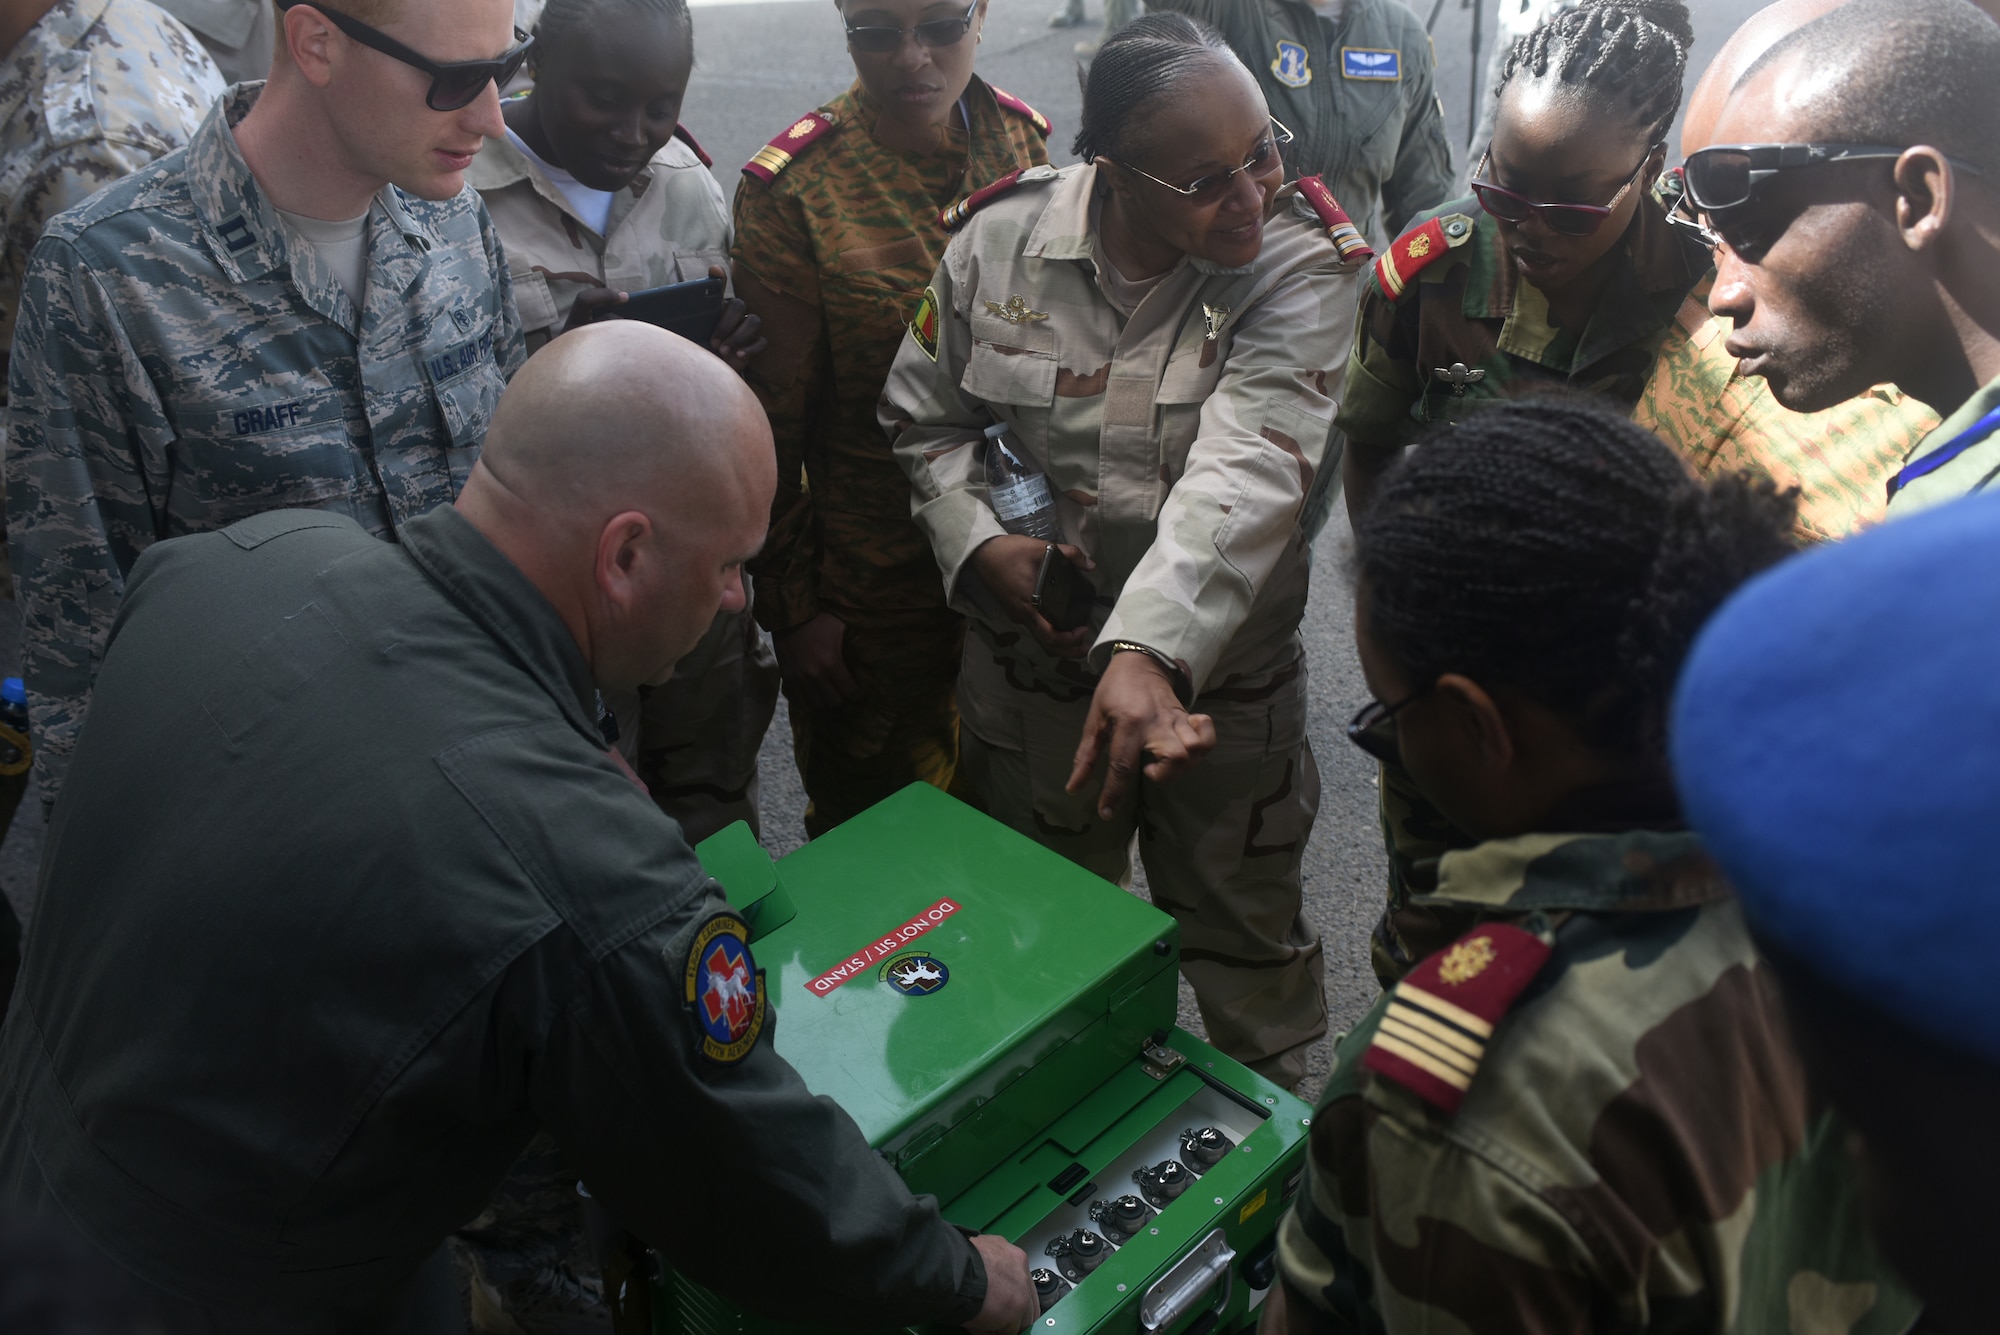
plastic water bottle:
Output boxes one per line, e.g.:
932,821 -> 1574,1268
984,422 -> 1061,542
0,678 -> 27,773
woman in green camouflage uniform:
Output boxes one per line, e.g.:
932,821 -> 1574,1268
730,0 -> 1049,837
1268,399 -> 1920,1331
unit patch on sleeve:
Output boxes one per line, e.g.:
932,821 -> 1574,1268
1271,39 -> 1312,87
680,912 -> 767,1064
1362,923 -> 1550,1113
1342,47 -> 1401,79
909,286 -> 941,361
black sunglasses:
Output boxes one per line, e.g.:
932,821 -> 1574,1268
1344,689 -> 1426,766
844,0 -> 979,54
276,0 -> 533,111
1684,142 -> 1988,214
1470,146 -> 1657,237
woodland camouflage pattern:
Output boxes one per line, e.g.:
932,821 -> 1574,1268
5,83 -> 523,800
1277,830 -> 1924,1333
884,165 -> 1361,1083
0,0 -> 222,414
731,77 -> 1046,833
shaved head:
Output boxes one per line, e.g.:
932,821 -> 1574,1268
460,321 -> 776,690
1682,0 -> 1850,155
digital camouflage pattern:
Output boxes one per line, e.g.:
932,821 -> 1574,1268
1149,0 -> 1454,246
5,82 -> 524,801
883,164 -> 1363,1084
1335,197 -> 1711,450
1277,830 -> 1924,1333
1883,371 -> 2000,518
1633,277 -> 1937,542
731,76 -> 1047,834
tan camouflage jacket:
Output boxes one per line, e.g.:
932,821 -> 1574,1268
1277,829 -> 1923,1334
0,0 -> 223,429
5,82 -> 524,800
730,77 -> 1049,635
467,121 -> 730,352
1884,371 -> 2000,517
883,164 -> 1360,707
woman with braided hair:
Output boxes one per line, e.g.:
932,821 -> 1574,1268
1265,398 -> 1920,1333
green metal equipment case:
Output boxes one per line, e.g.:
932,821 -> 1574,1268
658,784 -> 1313,1335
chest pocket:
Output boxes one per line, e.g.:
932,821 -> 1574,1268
961,311 -> 1057,407
1155,330 -> 1229,473
423,323 -> 507,451
167,388 -> 358,530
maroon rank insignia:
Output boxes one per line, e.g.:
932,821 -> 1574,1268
1373,212 -> 1474,302
672,123 -> 712,168
742,111 -> 836,184
682,912 -> 767,1065
988,84 -> 1052,138
939,169 -> 1025,232
1293,176 -> 1376,266
1363,923 -> 1551,1113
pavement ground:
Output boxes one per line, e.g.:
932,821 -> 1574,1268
0,0 -> 1760,1102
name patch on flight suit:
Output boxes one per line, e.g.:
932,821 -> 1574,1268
1271,39 -> 1312,87
681,912 -> 767,1064
425,328 -> 495,384
1342,47 -> 1401,79
233,401 -> 307,436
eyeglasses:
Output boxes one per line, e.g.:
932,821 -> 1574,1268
275,0 -> 533,111
844,0 -> 979,53
1470,145 -> 1657,237
1108,118 -> 1294,203
1344,689 -> 1426,766
1683,141 -> 1987,214
1657,166 -> 1721,250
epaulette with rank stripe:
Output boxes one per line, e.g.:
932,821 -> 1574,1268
742,111 -> 836,183
1373,211 -> 1475,302
673,124 -> 711,168
987,84 -> 1052,138
1293,176 -> 1375,266
939,165 -> 1059,232
1362,923 -> 1550,1114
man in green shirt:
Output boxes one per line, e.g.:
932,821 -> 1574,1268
0,323 -> 1034,1333
1700,0 -> 2000,514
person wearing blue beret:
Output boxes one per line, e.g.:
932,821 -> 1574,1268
1672,490 -> 2000,1334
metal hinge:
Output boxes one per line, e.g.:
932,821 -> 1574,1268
1141,1038 -> 1186,1080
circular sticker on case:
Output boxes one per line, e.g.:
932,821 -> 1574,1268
681,912 -> 766,1064
881,951 -> 950,996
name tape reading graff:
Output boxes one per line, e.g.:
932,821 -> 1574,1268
807,899 -> 961,996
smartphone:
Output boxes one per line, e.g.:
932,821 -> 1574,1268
1033,543 -> 1097,632
606,275 -> 726,345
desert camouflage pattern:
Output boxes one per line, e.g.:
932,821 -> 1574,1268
5,82 -> 524,800
1633,278 -> 1937,542
1150,0 -> 1454,246
732,77 -> 1047,832
1277,830 -> 1924,1333
1336,198 -> 1710,449
468,122 -> 732,353
884,164 -> 1362,1084
1883,372 -> 2000,518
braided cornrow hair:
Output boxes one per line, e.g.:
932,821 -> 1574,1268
1073,12 -> 1238,163
532,0 -> 691,68
1499,0 -> 1693,146
1355,400 -> 1799,764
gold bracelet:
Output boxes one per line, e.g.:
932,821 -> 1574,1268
1109,641 -> 1188,697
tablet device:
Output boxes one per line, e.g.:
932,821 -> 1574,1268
606,275 -> 726,345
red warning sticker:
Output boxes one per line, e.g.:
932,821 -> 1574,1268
807,898 -> 961,996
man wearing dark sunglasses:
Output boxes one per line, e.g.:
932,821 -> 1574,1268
1701,0 -> 2000,517
5,0 -> 527,807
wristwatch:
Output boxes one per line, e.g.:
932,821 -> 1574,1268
1109,640 -> 1191,704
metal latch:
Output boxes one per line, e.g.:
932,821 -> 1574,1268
1140,1228 -> 1236,1330
1141,1038 -> 1186,1081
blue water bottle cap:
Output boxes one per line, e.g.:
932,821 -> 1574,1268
0,678 -> 23,707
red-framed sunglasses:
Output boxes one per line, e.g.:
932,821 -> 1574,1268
1469,145 -> 1659,237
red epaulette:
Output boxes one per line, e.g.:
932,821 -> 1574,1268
1293,176 -> 1376,266
939,168 -> 1048,231
1362,923 -> 1551,1114
742,111 -> 837,184
987,84 -> 1052,139
673,124 -> 712,168
1372,211 -> 1475,302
